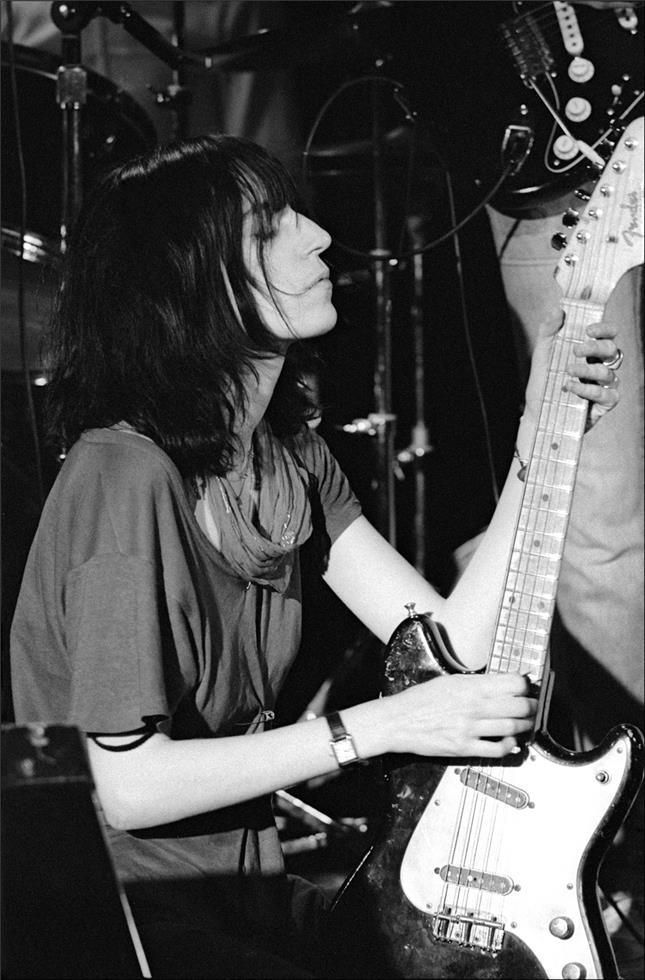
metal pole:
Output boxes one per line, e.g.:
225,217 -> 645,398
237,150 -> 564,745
369,78 -> 397,545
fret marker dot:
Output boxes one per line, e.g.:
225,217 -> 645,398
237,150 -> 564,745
542,494 -> 549,502
534,539 -> 541,548
552,442 -> 559,451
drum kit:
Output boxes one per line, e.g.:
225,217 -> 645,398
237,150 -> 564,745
2,0 -> 425,542
1,38 -> 157,374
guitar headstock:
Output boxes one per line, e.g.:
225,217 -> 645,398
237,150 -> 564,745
554,117 -> 644,305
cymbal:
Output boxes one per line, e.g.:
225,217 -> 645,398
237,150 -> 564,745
305,124 -> 412,159
198,3 -> 395,73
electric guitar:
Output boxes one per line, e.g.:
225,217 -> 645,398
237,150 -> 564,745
487,1 -> 644,212
410,1 -> 644,214
328,118 -> 645,979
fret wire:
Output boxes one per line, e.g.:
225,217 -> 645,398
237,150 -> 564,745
492,301 -> 600,677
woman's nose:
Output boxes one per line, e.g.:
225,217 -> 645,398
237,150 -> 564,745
303,215 -> 332,254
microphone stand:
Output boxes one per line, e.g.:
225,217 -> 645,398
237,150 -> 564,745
50,2 -> 95,250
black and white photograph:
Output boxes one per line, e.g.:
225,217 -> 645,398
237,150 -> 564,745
1,2 -> 643,977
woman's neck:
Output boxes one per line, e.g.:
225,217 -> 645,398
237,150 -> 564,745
235,353 -> 285,459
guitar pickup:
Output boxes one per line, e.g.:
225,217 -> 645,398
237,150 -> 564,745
458,766 -> 531,809
438,864 -> 515,896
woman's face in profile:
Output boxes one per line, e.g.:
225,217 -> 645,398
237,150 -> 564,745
244,206 -> 337,344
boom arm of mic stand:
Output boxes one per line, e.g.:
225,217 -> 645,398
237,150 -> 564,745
51,1 -> 206,70
94,1 -> 203,70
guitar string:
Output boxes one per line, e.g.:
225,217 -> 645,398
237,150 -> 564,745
474,331 -> 578,926
500,319 -> 585,683
433,125 -> 627,939
452,132 -> 630,938
500,298 -> 592,677
466,304 -> 589,928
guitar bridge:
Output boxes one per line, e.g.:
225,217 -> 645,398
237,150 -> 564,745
431,908 -> 505,954
499,15 -> 554,82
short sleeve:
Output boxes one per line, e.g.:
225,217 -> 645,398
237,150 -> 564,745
65,554 -> 191,733
294,429 -> 362,545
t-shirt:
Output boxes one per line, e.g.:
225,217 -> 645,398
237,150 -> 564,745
10,425 -> 361,936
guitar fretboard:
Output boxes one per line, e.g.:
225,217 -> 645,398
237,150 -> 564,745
489,301 -> 605,683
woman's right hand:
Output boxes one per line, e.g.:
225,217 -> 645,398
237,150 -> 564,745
373,671 -> 537,759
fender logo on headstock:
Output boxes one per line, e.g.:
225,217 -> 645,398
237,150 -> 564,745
622,190 -> 643,247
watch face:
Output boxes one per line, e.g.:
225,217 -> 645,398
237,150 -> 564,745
332,735 -> 358,767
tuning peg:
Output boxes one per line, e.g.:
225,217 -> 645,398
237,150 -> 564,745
562,208 -> 580,227
551,233 -> 568,251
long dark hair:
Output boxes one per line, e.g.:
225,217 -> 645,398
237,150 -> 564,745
45,135 -> 320,478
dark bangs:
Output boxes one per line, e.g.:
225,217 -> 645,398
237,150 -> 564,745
227,139 -> 298,242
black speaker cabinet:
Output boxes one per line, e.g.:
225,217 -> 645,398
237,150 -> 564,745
1,724 -> 149,978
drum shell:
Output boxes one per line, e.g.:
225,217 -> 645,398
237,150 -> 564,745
1,42 -> 157,243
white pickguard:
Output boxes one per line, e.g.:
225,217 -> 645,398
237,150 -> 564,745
400,733 -> 633,979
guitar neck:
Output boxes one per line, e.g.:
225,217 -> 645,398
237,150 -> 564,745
490,300 -> 603,684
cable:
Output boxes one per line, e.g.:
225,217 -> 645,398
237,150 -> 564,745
301,75 -> 517,265
445,170 -> 502,506
301,73 -> 418,262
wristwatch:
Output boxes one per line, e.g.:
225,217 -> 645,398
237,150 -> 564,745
326,710 -> 359,768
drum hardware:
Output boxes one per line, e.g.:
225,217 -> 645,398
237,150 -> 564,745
303,75 -> 418,547
51,3 -> 90,246
395,216 -> 435,574
303,124 -> 411,162
146,2 -> 192,141
196,1 -> 396,74
49,1 -> 205,237
275,788 -> 368,857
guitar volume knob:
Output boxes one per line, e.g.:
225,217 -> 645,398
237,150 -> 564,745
562,964 -> 586,979
549,916 -> 575,939
551,233 -> 568,251
565,97 -> 592,122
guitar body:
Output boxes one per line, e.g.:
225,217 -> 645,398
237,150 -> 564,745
489,1 -> 644,212
392,2 -> 643,213
329,615 -> 645,980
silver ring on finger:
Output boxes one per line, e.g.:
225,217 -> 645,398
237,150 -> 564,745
602,348 -> 624,370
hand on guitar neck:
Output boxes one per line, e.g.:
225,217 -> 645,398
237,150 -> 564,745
523,309 -> 620,440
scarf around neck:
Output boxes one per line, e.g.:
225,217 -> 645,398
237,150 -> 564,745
200,424 -> 313,593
